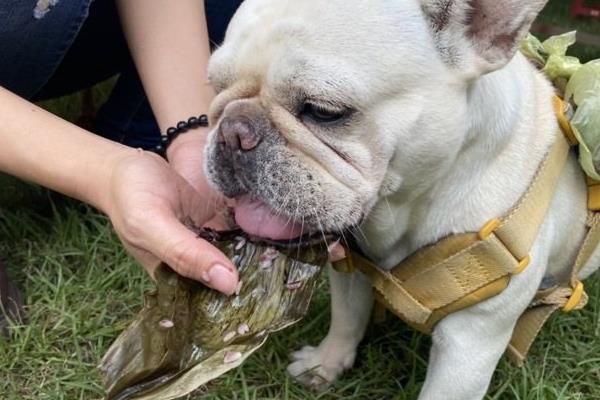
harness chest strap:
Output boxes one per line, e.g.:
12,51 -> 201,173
333,96 -> 597,365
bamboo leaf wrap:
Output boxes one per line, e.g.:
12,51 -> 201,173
99,230 -> 329,400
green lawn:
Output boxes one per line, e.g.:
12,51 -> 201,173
2,197 -> 600,400
2,1 -> 600,399
2,199 -> 600,400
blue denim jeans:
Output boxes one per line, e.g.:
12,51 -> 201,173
0,0 -> 243,149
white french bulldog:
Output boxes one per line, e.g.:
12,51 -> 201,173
204,0 -> 600,398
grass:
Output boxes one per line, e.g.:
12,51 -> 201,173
2,1 -> 600,399
2,200 -> 600,400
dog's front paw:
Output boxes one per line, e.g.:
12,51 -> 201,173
287,342 -> 356,390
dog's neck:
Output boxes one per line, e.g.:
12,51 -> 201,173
361,53 -> 557,269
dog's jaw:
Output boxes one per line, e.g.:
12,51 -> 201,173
204,97 -> 369,239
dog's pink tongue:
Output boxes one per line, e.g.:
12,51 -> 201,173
234,196 -> 305,240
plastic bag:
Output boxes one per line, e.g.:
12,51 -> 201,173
565,60 -> 600,106
521,33 -> 600,179
521,31 -> 580,85
541,31 -> 576,57
571,96 -> 600,180
520,34 -> 546,67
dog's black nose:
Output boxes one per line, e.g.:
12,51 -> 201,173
218,116 -> 262,151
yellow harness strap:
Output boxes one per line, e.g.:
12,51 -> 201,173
505,98 -> 600,365
507,211 -> 599,365
333,96 -> 597,364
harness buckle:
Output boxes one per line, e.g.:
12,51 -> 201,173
478,219 -> 531,274
513,255 -> 531,274
552,96 -> 578,146
562,281 -> 585,312
478,219 -> 501,240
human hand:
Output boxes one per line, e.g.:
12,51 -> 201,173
104,150 -> 238,294
166,128 -> 213,193
166,128 -> 231,230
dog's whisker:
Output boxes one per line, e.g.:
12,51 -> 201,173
309,205 -> 329,249
296,214 -> 306,259
275,193 -> 295,227
277,195 -> 298,236
349,223 -> 369,246
275,188 -> 295,219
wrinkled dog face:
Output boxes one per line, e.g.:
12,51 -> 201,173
204,0 -> 478,237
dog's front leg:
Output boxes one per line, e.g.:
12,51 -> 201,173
418,255 -> 547,400
287,266 -> 373,389
418,316 -> 515,400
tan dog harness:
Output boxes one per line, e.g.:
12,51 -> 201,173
333,96 -> 600,366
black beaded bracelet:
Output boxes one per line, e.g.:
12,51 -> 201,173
153,114 -> 209,158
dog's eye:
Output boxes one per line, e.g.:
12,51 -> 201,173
301,102 -> 349,124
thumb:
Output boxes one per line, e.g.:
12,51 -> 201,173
145,209 -> 239,295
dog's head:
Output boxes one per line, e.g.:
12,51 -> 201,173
204,0 -> 547,240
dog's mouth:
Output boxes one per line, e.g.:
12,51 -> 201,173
232,195 -> 310,240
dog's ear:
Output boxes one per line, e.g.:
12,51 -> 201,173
421,0 -> 548,77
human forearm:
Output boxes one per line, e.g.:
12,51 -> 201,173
0,86 -> 238,292
116,0 -> 220,195
116,0 -> 215,132
0,86 -> 136,211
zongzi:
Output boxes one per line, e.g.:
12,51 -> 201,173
100,229 -> 330,400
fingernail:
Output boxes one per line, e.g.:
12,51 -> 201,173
204,264 -> 237,295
